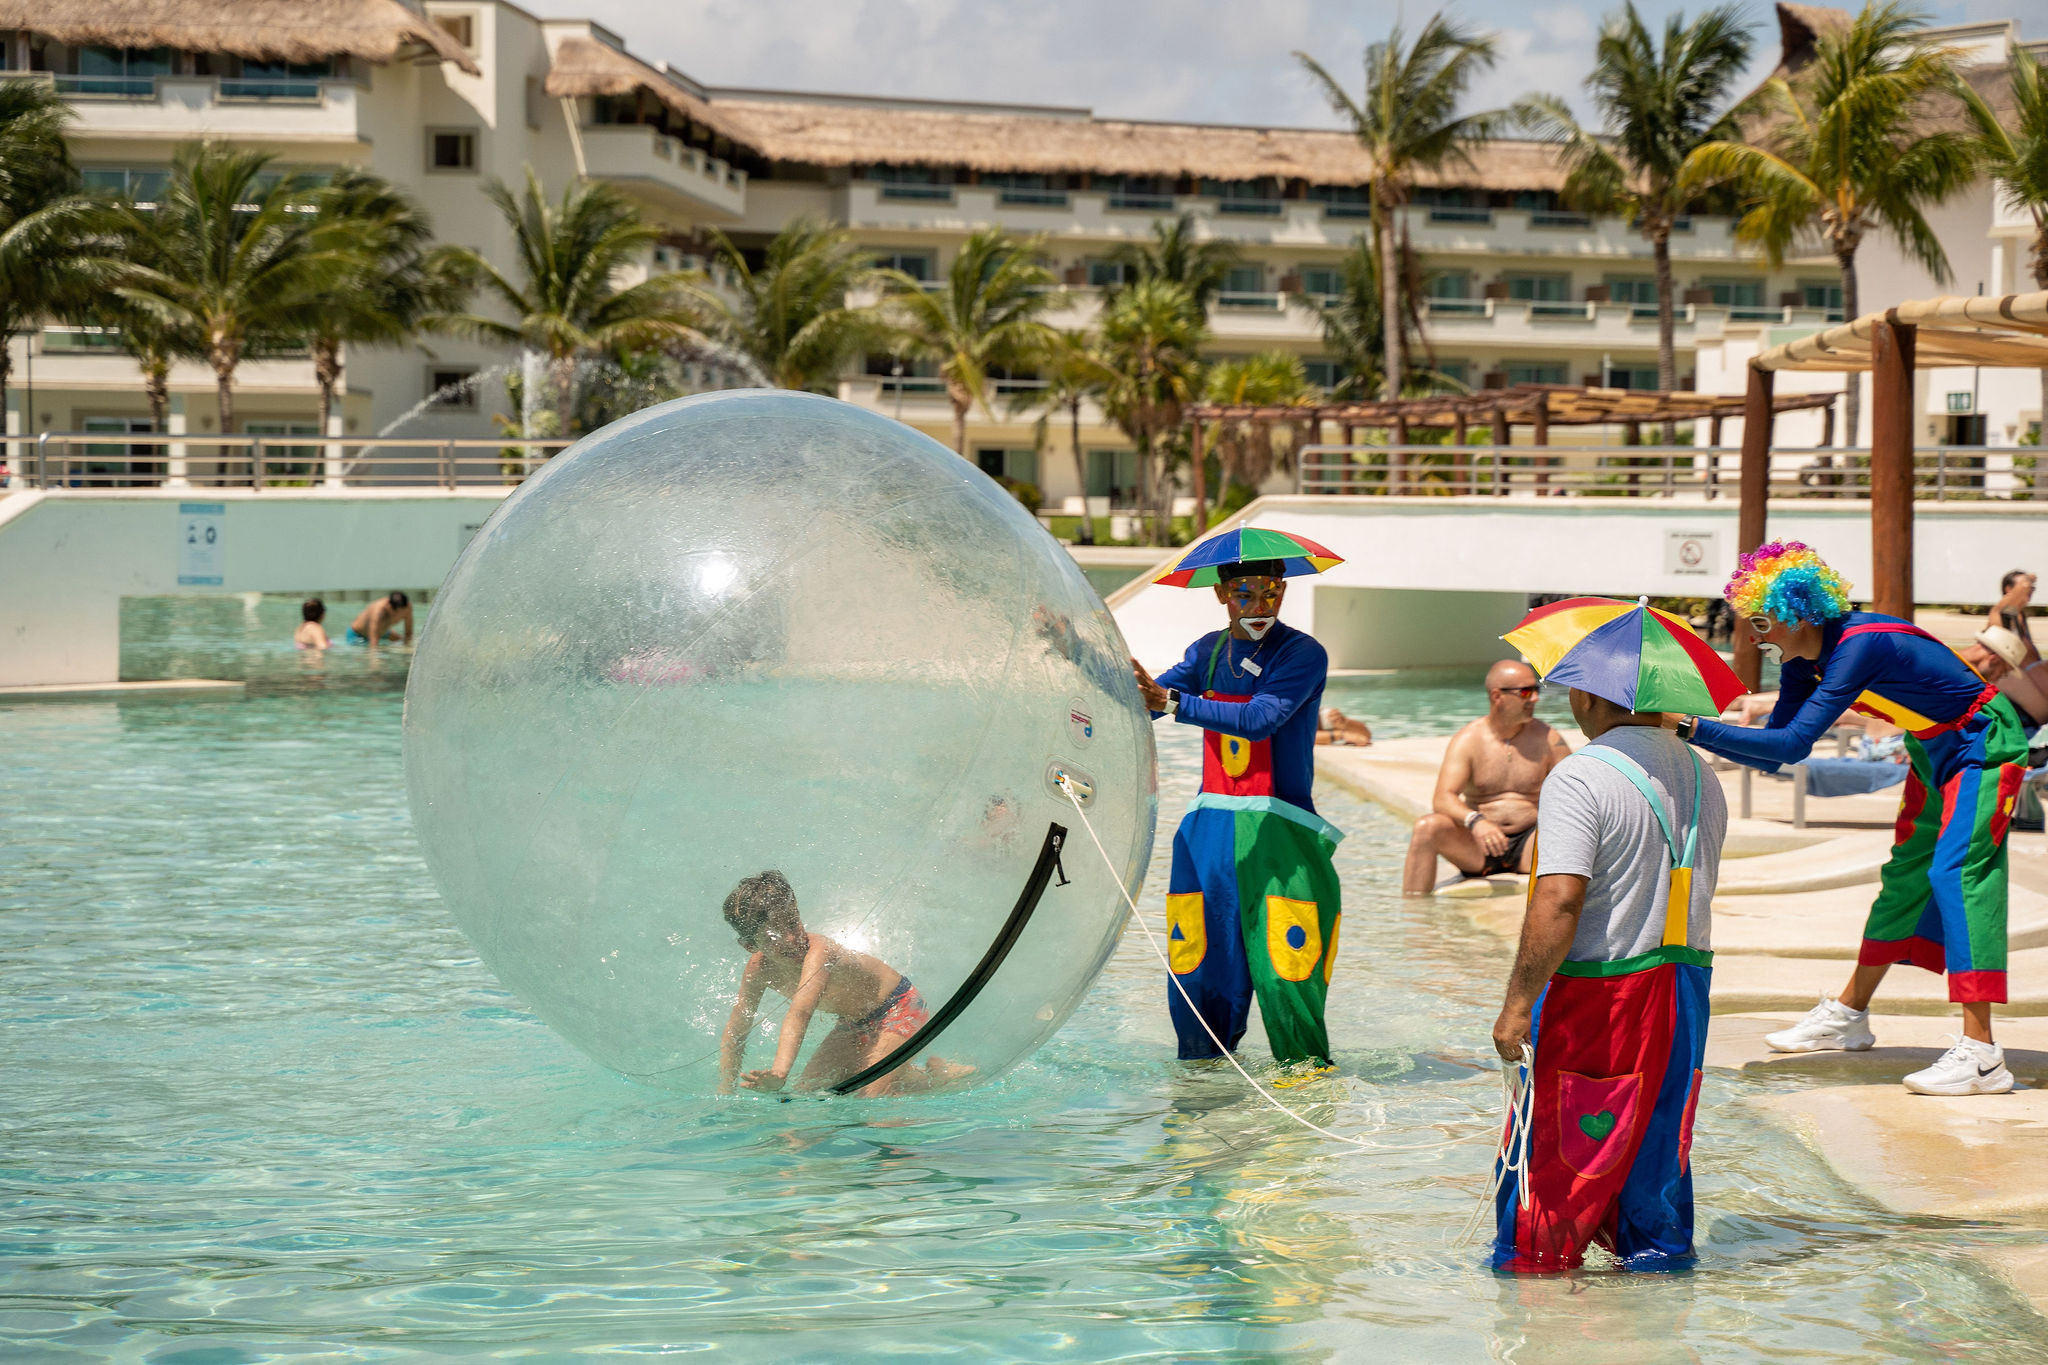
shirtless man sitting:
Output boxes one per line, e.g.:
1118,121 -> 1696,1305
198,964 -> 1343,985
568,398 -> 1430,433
346,591 -> 413,645
1401,659 -> 1569,896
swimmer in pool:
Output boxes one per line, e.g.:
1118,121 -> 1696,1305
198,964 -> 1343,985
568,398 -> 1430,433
294,597 -> 330,649
346,591 -> 413,645
715,870 -> 973,1097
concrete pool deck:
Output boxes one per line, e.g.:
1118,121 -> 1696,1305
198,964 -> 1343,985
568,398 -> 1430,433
1317,733 -> 2048,1313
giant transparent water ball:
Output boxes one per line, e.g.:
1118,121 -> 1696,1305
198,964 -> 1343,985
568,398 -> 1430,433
404,391 -> 1157,1094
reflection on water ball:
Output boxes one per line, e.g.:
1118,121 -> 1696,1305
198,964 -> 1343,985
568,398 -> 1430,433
404,391 -> 1157,1094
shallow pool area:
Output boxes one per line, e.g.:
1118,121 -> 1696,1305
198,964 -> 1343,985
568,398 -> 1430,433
3,599 -> 2042,1359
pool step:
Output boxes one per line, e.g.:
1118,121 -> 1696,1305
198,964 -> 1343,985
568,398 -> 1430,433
1711,883 -> 2048,958
1710,945 -> 2048,1015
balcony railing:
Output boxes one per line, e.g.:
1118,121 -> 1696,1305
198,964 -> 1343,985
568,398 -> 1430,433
998,187 -> 1069,207
14,434 -> 578,490
1423,298 -> 1488,315
40,325 -> 125,353
876,183 -> 954,202
54,74 -> 155,98
1295,444 -> 2046,501
1530,211 -> 1593,228
218,78 -> 322,101
1526,300 -> 1590,318
1216,290 -> 1283,310
1427,206 -> 1493,224
1213,198 -> 1285,216
1108,192 -> 1175,212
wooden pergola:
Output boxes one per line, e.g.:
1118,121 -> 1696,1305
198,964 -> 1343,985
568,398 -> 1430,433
1736,288 -> 2048,687
1182,383 -> 1840,525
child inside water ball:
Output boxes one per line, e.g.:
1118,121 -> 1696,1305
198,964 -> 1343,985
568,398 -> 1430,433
716,870 -> 974,1097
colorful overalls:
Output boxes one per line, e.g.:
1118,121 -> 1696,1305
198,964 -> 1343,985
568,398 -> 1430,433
1493,745 -> 1712,1273
1689,613 -> 2030,1002
1153,624 -> 1342,1065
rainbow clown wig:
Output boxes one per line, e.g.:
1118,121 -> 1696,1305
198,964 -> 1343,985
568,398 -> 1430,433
1724,540 -> 1853,626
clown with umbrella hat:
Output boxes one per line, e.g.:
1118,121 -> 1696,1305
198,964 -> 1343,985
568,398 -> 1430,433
1130,527 -> 1346,1068
1486,596 -> 1741,1272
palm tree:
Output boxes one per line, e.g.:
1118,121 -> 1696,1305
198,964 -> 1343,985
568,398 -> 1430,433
305,168 -> 471,439
1683,1 -> 1975,444
1099,277 -> 1206,544
691,216 -> 888,391
1519,2 -> 1754,440
884,226 -> 1057,455
441,168 -> 706,439
100,143 -> 345,441
1204,353 -> 1316,513
1016,328 -> 1117,544
1298,16 -> 1506,399
0,81 -> 94,467
1957,43 -> 2048,450
1104,211 -> 1239,320
1301,232 -> 1446,400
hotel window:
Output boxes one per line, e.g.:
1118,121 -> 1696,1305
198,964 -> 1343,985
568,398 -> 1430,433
867,164 -> 953,201
1433,359 -> 1470,388
1085,449 -> 1143,506
427,367 -> 478,411
1223,265 -> 1265,293
1086,259 -> 1129,288
82,166 -> 169,205
1298,265 -> 1344,299
977,448 -> 1038,485
983,172 -> 1066,207
1698,278 -> 1764,308
1799,280 -> 1844,315
67,45 -> 171,97
1306,184 -> 1369,218
1201,179 -> 1283,215
434,11 -> 477,49
1507,274 -> 1570,302
428,129 -> 477,172
223,59 -> 331,100
1103,175 -> 1173,211
1603,365 -> 1661,390
1505,361 -> 1568,386
1607,277 -> 1656,304
1427,271 -> 1473,301
1303,359 -> 1342,391
874,250 -> 935,282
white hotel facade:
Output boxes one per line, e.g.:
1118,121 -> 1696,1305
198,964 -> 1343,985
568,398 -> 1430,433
1,0 -> 2041,510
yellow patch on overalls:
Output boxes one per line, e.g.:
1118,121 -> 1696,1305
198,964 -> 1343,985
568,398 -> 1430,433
1266,895 -> 1322,981
1323,913 -> 1341,984
1166,892 -> 1206,974
1219,733 -> 1253,777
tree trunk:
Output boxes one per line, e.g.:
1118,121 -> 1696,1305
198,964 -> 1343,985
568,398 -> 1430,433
1189,419 -> 1207,535
314,338 -> 342,445
553,354 -> 577,443
1068,396 -> 1094,545
215,369 -> 238,485
950,397 -> 968,457
1378,193 -> 1404,399
1652,226 -> 1677,444
0,332 -> 11,479
1136,429 -> 1157,545
1838,247 -> 1860,449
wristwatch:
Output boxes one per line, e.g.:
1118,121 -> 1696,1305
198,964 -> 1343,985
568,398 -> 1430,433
1675,715 -> 1699,741
1163,688 -> 1180,715
1463,810 -> 1484,830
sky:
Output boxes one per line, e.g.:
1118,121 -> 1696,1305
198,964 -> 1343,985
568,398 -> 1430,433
565,0 -> 2020,131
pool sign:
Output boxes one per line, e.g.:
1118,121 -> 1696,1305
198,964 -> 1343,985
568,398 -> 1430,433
177,503 -> 225,585
1664,529 -> 1716,577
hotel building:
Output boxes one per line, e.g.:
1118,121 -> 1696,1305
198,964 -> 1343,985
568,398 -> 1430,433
1,0 -> 2039,511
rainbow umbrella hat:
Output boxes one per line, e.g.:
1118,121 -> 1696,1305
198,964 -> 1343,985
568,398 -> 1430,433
1153,526 -> 1344,588
1504,596 -> 1746,715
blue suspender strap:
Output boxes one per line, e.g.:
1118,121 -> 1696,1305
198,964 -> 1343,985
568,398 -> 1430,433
1580,744 -> 1703,870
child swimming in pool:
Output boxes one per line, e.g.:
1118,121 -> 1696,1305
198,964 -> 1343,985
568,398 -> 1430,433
715,870 -> 974,1097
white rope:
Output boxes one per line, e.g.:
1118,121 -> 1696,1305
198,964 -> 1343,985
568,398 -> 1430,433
1455,1041 -> 1534,1247
1056,775 -> 1466,1155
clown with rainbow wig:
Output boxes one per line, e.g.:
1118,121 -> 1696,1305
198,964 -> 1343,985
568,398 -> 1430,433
1671,541 -> 2031,1095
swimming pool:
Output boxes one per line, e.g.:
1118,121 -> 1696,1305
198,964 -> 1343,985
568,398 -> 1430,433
2,598 -> 2039,1359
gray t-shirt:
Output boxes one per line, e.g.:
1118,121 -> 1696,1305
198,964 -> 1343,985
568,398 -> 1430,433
1534,725 -> 1727,964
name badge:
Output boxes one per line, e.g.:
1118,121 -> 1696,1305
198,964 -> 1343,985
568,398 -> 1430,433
1242,658 -> 1263,677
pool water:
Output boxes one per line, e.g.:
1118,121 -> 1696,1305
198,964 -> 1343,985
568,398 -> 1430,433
3,598 -> 2041,1360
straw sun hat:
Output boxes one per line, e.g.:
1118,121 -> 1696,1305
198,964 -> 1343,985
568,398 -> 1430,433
1976,625 -> 2028,672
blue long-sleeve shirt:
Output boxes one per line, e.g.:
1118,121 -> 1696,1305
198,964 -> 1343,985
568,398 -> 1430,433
1689,611 -> 1989,772
1154,622 -> 1328,811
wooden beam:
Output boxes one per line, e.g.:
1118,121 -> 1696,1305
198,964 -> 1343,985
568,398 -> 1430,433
1189,420 -> 1208,533
1734,363 -> 1774,691
1390,413 -> 1408,495
1870,320 -> 1916,619
1493,405 -> 1510,496
1820,399 -> 1835,448
1531,392 -> 1550,493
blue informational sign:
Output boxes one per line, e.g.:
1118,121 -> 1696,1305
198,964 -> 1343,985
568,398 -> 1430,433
177,502 -> 225,585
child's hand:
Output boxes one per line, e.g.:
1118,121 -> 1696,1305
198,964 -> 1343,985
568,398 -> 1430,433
740,1068 -> 787,1092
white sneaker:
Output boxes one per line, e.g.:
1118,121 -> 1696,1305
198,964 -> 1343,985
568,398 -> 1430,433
1903,1036 -> 2014,1096
1764,995 -> 1877,1053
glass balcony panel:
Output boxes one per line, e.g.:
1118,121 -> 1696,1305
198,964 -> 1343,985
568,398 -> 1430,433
1427,206 -> 1492,224
1108,192 -> 1174,211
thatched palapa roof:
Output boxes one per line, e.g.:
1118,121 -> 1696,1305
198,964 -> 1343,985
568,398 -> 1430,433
706,95 -> 1568,188
0,0 -> 478,74
543,36 -> 758,149
1756,290 -> 2048,372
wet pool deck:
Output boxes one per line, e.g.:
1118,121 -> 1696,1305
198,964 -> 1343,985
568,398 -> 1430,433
1317,734 -> 2048,1315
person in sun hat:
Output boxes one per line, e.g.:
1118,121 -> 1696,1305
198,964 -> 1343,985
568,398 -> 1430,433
1488,668 -> 1728,1271
1130,556 -> 1342,1069
1670,541 -> 2031,1096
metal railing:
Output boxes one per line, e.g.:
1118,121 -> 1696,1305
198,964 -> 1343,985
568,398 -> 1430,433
1295,444 -> 2046,500
10,434 -> 576,491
